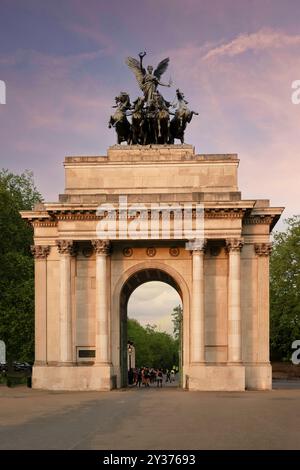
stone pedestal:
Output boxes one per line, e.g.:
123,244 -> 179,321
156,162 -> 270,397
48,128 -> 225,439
32,365 -> 113,391
188,364 -> 245,391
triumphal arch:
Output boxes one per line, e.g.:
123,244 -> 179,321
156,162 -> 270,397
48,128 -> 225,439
22,52 -> 283,391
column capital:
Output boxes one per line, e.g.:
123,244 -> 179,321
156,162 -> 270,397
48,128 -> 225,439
226,238 -> 244,253
189,238 -> 207,253
254,242 -> 272,257
56,240 -> 76,255
31,245 -> 50,259
92,240 -> 111,256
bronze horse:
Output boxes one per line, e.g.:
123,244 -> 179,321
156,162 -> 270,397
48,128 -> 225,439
108,93 -> 131,144
130,97 -> 146,144
169,89 -> 198,144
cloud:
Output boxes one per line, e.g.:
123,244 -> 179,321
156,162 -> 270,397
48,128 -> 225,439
128,282 -> 181,335
0,48 -> 107,73
66,23 -> 116,55
162,29 -> 300,227
203,29 -> 300,60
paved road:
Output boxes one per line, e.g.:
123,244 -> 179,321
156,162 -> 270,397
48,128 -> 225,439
0,383 -> 300,450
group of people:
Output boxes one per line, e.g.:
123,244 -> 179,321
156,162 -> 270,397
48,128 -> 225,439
128,367 -> 177,388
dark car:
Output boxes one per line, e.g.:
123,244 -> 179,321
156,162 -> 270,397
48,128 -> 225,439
0,362 -> 8,372
13,362 -> 32,372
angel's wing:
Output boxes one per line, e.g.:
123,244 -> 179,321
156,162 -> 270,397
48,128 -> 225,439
125,57 -> 145,89
154,58 -> 169,80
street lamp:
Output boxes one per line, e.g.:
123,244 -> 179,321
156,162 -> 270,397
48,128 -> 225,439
128,343 -> 133,371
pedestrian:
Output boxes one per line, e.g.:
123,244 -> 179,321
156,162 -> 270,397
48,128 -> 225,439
136,368 -> 142,387
157,369 -> 163,388
143,367 -> 150,387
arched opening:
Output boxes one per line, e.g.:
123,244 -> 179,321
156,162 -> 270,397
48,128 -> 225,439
119,268 -> 183,388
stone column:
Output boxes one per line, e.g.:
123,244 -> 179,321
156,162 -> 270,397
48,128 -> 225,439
56,240 -> 76,365
31,245 -> 51,365
255,243 -> 272,362
226,238 -> 244,363
92,240 -> 111,364
190,240 -> 207,363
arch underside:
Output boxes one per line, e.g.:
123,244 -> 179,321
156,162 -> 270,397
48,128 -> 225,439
120,268 -> 182,309
119,268 -> 183,387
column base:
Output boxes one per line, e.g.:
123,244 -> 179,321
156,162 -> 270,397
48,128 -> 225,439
187,364 -> 245,391
245,363 -> 272,390
32,364 -> 113,391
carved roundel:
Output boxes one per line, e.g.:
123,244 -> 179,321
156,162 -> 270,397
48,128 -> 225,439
123,247 -> 133,257
169,247 -> 180,257
146,247 -> 156,257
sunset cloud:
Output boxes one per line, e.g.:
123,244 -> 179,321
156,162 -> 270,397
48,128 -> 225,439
203,29 -> 300,60
128,282 -> 181,335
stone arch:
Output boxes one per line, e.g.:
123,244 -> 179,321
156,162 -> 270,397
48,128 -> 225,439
111,261 -> 190,387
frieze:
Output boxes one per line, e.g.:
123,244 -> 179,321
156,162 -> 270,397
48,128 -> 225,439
30,207 -> 248,222
243,216 -> 274,225
31,220 -> 57,227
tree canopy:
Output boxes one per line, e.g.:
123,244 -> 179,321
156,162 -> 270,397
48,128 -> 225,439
127,318 -> 179,370
270,215 -> 300,360
0,169 -> 42,362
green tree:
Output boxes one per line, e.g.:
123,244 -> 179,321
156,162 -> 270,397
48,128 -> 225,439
127,318 -> 179,369
0,169 -> 42,362
171,304 -> 183,340
270,216 -> 300,360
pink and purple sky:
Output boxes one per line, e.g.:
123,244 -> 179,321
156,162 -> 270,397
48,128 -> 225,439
1,0 -> 299,331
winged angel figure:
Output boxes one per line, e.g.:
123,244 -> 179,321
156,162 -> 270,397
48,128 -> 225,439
125,52 -> 171,105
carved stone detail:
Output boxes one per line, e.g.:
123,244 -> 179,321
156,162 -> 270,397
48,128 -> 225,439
92,240 -> 111,256
169,247 -> 180,257
204,209 -> 245,219
254,243 -> 272,257
189,238 -> 207,253
123,247 -> 133,257
56,240 -> 76,255
243,216 -> 274,225
210,246 -> 221,257
31,245 -> 50,259
146,247 -> 156,257
226,238 -> 244,252
82,247 -> 93,258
